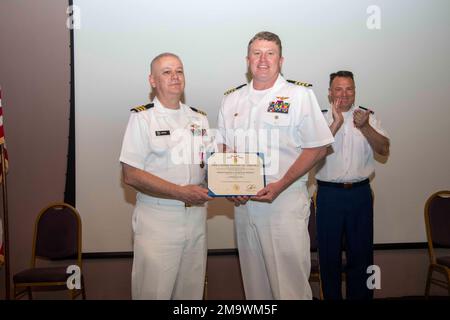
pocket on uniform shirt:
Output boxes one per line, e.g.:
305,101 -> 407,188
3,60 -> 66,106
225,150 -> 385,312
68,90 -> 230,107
262,112 -> 291,127
351,127 -> 372,157
353,126 -> 365,137
352,126 -> 369,144
151,134 -> 173,156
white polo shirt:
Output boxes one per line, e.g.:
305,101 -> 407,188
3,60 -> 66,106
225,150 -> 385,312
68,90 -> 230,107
315,105 -> 389,183
119,97 -> 212,203
217,75 -> 334,183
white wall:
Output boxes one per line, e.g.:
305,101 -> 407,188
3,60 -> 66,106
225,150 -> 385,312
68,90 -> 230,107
74,0 -> 450,252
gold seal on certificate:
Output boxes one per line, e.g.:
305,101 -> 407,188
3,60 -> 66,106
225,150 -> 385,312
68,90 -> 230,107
207,153 -> 266,197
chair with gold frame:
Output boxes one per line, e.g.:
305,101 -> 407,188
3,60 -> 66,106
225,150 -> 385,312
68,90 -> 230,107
13,202 -> 86,299
424,190 -> 450,297
308,196 -> 324,299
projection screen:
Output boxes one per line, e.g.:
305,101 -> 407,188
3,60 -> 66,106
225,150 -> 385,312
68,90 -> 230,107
73,0 -> 450,253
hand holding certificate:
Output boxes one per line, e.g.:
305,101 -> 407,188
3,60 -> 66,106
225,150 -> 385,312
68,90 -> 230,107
207,153 -> 266,197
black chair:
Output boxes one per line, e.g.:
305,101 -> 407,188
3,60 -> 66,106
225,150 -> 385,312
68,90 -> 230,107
13,202 -> 86,299
424,190 -> 450,297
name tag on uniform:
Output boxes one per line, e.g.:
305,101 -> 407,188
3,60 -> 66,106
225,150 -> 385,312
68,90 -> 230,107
155,130 -> 170,136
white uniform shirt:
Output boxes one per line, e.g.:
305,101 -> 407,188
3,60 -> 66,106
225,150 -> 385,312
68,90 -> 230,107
217,75 -> 334,183
315,105 -> 389,183
120,97 -> 212,203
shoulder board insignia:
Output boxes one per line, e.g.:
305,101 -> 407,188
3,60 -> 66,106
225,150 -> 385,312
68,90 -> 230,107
190,107 -> 207,116
130,103 -> 154,113
224,83 -> 247,96
321,110 -> 328,113
287,80 -> 313,87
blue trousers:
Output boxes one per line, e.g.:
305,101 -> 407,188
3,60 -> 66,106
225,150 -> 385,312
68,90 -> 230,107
316,183 -> 374,300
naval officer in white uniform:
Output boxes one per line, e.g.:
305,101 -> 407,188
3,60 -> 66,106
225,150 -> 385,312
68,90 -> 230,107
120,53 -> 213,299
217,31 -> 334,299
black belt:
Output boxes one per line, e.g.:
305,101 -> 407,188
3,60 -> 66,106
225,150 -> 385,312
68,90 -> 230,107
317,178 -> 370,189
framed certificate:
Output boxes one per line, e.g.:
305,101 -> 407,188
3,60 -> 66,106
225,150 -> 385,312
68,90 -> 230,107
207,152 -> 266,197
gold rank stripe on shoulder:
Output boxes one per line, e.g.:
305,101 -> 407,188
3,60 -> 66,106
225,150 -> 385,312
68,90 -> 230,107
190,106 -> 207,116
130,103 -> 154,113
224,83 -> 247,95
287,79 -> 313,87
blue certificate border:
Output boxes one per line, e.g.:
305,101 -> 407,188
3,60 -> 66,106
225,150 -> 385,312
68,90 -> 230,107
207,152 -> 266,197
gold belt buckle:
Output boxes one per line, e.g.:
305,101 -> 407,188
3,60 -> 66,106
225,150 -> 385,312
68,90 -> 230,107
343,183 -> 353,189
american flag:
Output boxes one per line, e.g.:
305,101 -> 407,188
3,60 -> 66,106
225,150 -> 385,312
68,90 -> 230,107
0,87 -> 7,260
0,87 -> 8,168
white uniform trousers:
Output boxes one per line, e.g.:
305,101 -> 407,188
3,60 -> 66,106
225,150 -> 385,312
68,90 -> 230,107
235,183 -> 312,300
131,200 -> 207,300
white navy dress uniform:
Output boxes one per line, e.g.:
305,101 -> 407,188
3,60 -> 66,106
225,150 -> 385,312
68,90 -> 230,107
217,75 -> 334,299
119,97 -> 212,300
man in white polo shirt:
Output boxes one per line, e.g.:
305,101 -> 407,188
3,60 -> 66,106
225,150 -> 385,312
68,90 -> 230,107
315,70 -> 390,300
120,53 -> 213,299
217,31 -> 334,299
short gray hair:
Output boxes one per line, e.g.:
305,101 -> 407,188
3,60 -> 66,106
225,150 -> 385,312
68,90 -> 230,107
150,52 -> 181,73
